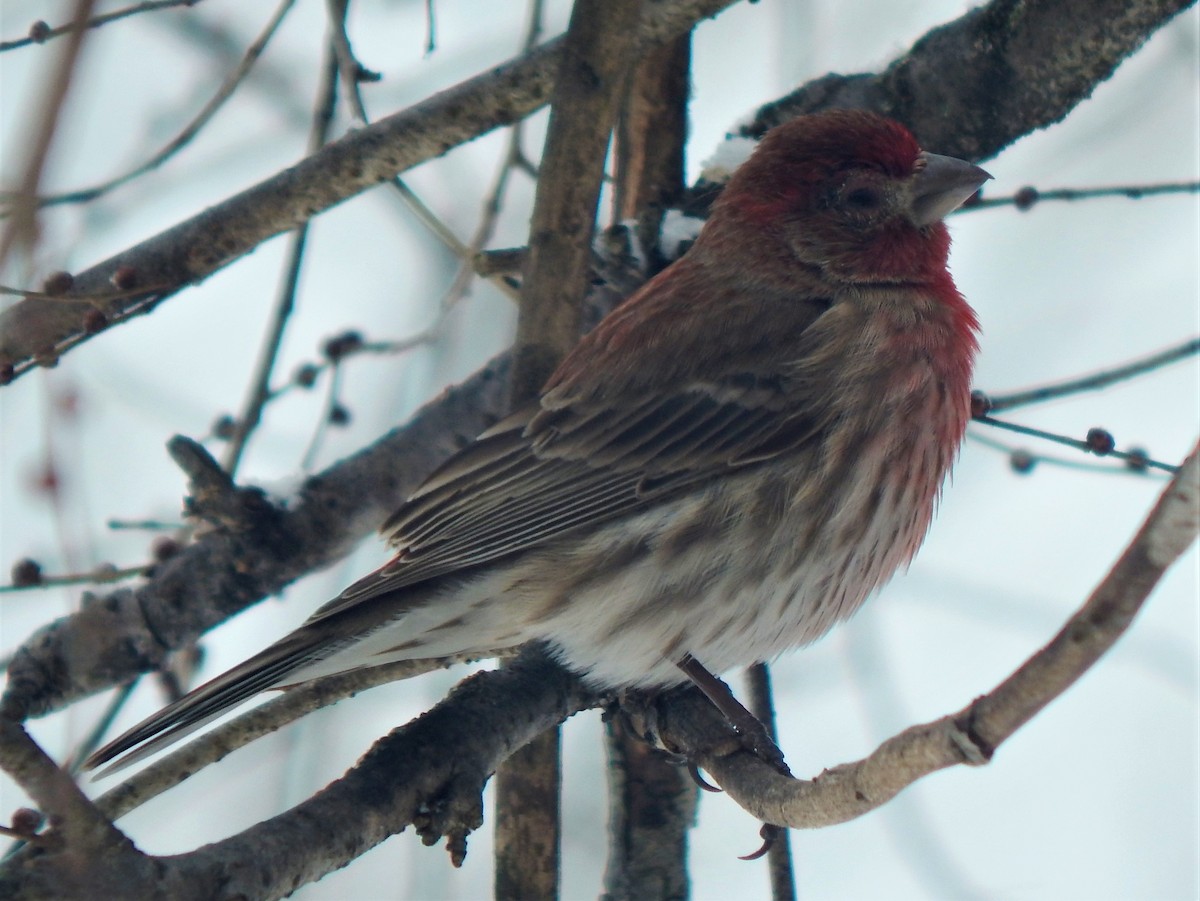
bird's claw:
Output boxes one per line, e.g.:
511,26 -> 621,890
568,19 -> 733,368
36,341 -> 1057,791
687,761 -> 722,792
739,823 -> 782,861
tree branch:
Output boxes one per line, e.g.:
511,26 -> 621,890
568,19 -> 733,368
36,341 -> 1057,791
0,0 -> 739,382
1,648 -> 598,900
655,440 -> 1200,827
743,0 -> 1195,159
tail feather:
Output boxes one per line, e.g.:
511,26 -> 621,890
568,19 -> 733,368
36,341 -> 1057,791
85,632 -> 326,777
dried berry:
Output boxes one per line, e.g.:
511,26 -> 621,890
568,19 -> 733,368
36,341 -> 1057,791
83,308 -> 108,334
11,558 -> 42,587
152,537 -> 181,562
10,808 -> 43,835
323,331 -> 363,362
293,363 -> 320,389
1085,427 -> 1115,456
1009,449 -> 1036,474
1014,186 -> 1039,211
1124,447 -> 1149,473
212,414 -> 238,441
110,265 -> 138,290
42,271 -> 74,295
969,390 -> 992,419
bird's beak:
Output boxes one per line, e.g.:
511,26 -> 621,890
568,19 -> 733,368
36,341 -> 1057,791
911,151 -> 992,225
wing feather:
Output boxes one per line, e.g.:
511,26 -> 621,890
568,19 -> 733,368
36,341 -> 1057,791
309,291 -> 835,624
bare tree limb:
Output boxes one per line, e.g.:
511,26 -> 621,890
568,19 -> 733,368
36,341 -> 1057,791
0,0 -> 739,381
0,648 -> 598,900
656,440 -> 1200,827
744,0 -> 1195,160
602,715 -> 696,901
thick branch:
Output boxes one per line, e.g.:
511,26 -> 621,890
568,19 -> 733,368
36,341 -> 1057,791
0,0 -> 738,382
745,0 -> 1195,161
0,649 -> 597,901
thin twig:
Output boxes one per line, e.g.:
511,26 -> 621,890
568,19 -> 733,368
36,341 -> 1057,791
985,337 -> 1200,412
437,0 -> 545,311
746,664 -> 796,901
0,564 -> 148,594
221,16 -> 341,476
0,0 -> 98,268
0,0 -> 296,212
300,360 -> 344,471
974,415 -> 1179,473
964,180 -> 1199,212
324,0 -> 523,302
966,430 -> 1172,478
423,0 -> 436,55
64,682 -> 138,776
0,0 -> 202,53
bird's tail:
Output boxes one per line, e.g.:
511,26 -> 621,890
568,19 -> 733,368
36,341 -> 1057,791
84,630 -> 329,777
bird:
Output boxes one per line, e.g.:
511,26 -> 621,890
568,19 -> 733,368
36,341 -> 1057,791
86,109 -> 990,774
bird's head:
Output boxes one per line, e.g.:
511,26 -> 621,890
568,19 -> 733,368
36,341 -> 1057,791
707,110 -> 991,285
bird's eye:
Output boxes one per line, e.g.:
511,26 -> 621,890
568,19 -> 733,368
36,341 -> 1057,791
843,186 -> 882,211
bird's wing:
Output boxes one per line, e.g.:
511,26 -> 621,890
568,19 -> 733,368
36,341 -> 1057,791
85,276 -> 832,773
85,370 -> 819,773
309,291 -> 833,623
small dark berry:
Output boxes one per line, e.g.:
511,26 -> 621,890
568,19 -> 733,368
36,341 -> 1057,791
1009,449 -> 1036,474
1085,427 -> 1115,456
11,558 -> 42,587
110,265 -> 138,290
969,390 -> 992,418
10,808 -> 43,834
28,21 -> 51,42
42,271 -> 74,295
83,308 -> 108,334
323,331 -> 363,361
329,404 -> 351,426
1124,447 -> 1149,473
212,414 -> 238,440
293,363 -> 320,388
1014,187 -> 1039,211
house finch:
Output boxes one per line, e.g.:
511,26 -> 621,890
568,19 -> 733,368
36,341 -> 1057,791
87,109 -> 989,772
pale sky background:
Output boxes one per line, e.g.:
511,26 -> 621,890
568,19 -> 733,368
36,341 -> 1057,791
1,2 -> 1198,899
